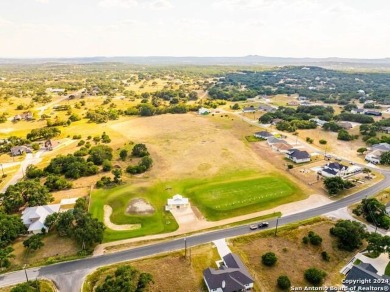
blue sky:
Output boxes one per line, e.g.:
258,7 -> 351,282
0,0 -> 389,58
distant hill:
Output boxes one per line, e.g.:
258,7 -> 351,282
0,55 -> 390,68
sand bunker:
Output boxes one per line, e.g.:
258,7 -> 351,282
103,205 -> 141,231
126,198 -> 155,215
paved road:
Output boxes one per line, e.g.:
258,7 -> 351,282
2,168 -> 390,291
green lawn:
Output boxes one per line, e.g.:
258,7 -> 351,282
183,173 -> 304,220
90,170 -> 305,241
385,261 -> 390,276
90,183 -> 179,242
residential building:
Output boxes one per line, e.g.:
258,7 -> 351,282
267,137 -> 288,146
254,131 -> 273,139
365,110 -> 382,117
365,143 -> 390,164
271,142 -> 293,153
270,118 -> 283,125
287,101 -> 299,106
351,108 -> 365,114
344,263 -> 390,291
321,162 -> 362,178
10,146 -> 33,156
198,107 -> 210,115
258,104 -> 277,113
286,149 -> 311,163
310,118 -> 327,127
21,204 -> 61,234
337,121 -> 353,130
242,107 -> 256,113
165,194 -> 189,211
203,253 -> 254,292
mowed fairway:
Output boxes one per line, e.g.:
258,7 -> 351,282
90,183 -> 178,242
187,175 -> 299,220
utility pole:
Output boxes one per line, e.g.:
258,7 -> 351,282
184,237 -> 187,258
274,217 -> 280,236
23,265 -> 29,283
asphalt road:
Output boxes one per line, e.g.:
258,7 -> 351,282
1,169 -> 390,292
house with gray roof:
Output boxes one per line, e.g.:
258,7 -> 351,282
344,263 -> 390,291
242,106 -> 256,113
258,104 -> 277,113
254,131 -> 273,139
286,149 -> 311,163
203,253 -> 254,292
10,146 -> 33,156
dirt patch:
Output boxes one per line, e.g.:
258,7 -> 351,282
104,205 -> 141,231
126,198 -> 155,215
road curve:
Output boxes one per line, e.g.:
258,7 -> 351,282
1,169 -> 390,292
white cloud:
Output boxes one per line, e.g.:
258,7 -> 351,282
35,0 -> 50,3
149,0 -> 173,10
98,0 -> 139,8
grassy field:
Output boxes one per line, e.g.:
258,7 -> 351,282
182,172 -> 303,221
83,243 -> 219,292
90,183 -> 179,242
82,219 -> 354,292
0,280 -> 56,292
231,219 -> 354,291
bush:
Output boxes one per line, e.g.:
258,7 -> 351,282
77,140 -> 85,147
102,159 -> 113,171
308,231 -> 323,246
132,143 -> 149,157
302,236 -> 309,244
277,275 -> 291,290
261,252 -> 277,266
304,268 -> 327,285
321,251 -> 330,261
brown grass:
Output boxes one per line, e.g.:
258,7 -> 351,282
230,220 -> 354,292
84,243 -> 219,292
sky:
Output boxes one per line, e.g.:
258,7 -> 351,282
0,0 -> 389,58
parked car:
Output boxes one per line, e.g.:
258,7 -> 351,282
249,224 -> 258,230
258,222 -> 269,228
335,157 -> 342,161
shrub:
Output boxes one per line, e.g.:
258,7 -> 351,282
308,231 -> 323,246
261,252 -> 277,266
277,275 -> 291,290
321,251 -> 330,261
302,236 -> 309,244
304,268 -> 326,285
102,159 -> 113,171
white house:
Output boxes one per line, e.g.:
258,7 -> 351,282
351,108 -> 366,115
286,149 -> 311,164
321,162 -> 362,178
165,194 -> 189,210
203,253 -> 254,292
365,143 -> 390,164
21,204 -> 61,234
198,107 -> 210,115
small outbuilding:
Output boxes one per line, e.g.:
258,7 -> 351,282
165,194 -> 189,210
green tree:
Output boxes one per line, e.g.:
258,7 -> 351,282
1,180 -> 53,213
0,212 -> 26,247
261,252 -> 277,266
337,129 -> 354,141
119,149 -> 128,161
73,214 -> 105,250
102,159 -> 113,171
25,165 -> 44,179
44,174 -> 72,191
112,168 -> 122,184
357,147 -> 367,154
88,145 -> 113,165
0,246 -> 15,268
319,139 -> 327,145
96,265 -> 153,292
330,220 -> 367,251
380,151 -> 390,165
277,275 -> 291,290
304,268 -> 327,285
323,177 -> 352,195
131,144 -> 149,157
308,231 -> 323,245
10,281 -> 40,292
23,234 -> 44,251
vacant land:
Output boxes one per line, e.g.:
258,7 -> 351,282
90,113 -> 308,240
8,233 -> 80,271
84,220 -> 354,292
0,280 -> 56,292
83,243 -> 219,292
231,219 -> 354,291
